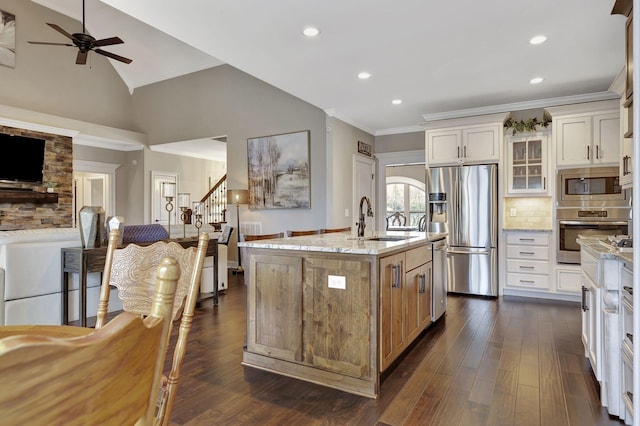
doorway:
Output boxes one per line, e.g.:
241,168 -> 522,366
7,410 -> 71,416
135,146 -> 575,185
73,160 -> 118,227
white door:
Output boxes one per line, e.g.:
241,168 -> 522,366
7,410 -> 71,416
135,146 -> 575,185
353,155 -> 375,235
151,172 -> 179,229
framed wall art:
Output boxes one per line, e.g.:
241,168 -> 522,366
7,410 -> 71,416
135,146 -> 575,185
0,10 -> 16,69
247,130 -> 310,210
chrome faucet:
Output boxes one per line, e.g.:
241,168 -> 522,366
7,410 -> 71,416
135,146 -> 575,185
357,196 -> 373,237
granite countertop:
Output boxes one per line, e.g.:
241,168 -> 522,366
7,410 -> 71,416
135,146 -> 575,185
578,238 -> 633,264
238,231 -> 447,255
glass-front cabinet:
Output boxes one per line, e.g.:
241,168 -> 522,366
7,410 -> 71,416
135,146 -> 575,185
507,131 -> 549,195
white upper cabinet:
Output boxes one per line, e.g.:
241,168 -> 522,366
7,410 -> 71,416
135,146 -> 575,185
425,113 -> 507,166
548,100 -> 620,168
506,131 -> 549,195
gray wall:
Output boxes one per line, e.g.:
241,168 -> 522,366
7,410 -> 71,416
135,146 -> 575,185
0,1 -> 135,130
326,117 -> 375,228
375,131 -> 424,154
132,65 -> 328,236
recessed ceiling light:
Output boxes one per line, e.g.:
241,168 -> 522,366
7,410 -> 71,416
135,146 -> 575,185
530,35 -> 547,45
303,27 -> 320,37
392,99 -> 402,105
358,72 -> 372,80
530,77 -> 544,84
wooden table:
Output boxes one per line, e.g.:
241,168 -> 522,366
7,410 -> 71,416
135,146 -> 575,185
61,238 -> 218,326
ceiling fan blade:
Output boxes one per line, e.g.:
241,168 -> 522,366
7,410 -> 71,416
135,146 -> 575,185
93,36 -> 124,47
76,50 -> 88,65
95,49 -> 132,64
46,23 -> 75,41
27,41 -> 74,46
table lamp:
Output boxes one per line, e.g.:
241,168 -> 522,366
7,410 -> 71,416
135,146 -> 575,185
162,182 -> 176,238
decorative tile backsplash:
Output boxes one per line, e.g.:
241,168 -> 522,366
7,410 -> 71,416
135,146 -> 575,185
0,126 -> 73,230
503,197 -> 552,230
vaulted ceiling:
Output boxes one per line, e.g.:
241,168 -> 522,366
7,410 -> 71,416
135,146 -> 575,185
33,0 -> 625,137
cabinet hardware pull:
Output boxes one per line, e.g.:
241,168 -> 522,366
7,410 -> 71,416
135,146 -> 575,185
581,286 -> 588,311
464,146 -> 467,158
624,285 -> 633,295
596,145 -> 599,159
519,279 -> 535,284
587,145 -> 590,160
457,146 -> 460,158
519,238 -> 535,241
519,251 -> 535,255
543,177 -> 546,190
392,264 -> 402,288
419,273 -> 426,293
519,265 -> 535,269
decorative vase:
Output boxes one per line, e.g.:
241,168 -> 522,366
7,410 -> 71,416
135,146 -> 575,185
79,206 -> 105,248
106,216 -> 125,246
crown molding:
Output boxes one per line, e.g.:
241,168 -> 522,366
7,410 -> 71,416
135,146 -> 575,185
375,125 -> 424,136
421,92 -> 619,122
324,109 -> 374,135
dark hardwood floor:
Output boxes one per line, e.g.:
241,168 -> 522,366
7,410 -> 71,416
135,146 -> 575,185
164,271 -> 624,426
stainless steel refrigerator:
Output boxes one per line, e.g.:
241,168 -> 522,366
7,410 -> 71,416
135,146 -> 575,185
426,164 -> 498,297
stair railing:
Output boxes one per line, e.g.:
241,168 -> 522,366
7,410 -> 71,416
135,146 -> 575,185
201,174 -> 227,230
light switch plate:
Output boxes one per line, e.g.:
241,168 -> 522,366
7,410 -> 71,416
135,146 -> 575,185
328,274 -> 346,289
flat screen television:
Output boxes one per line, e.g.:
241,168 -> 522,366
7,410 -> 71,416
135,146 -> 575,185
0,133 -> 46,184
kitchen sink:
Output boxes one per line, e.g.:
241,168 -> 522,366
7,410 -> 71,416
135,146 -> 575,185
368,236 -> 411,242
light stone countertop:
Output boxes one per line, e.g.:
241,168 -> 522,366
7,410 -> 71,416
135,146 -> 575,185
578,238 -> 633,264
238,231 -> 447,255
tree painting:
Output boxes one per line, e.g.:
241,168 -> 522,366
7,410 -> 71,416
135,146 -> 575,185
247,130 -> 310,209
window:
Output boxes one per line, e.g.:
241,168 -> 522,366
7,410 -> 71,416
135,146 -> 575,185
386,177 -> 425,227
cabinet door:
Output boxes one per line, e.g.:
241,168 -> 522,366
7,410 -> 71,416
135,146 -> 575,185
462,125 -> 500,163
302,257 -> 372,378
405,262 -> 432,343
555,116 -> 591,167
380,253 -> 405,371
246,254 -> 303,362
426,129 -> 462,165
593,113 -> 620,165
507,135 -> 548,195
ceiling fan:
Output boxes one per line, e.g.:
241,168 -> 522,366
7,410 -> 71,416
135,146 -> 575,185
28,0 -> 132,65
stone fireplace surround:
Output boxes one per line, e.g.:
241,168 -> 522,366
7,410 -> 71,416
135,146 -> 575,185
0,125 -> 73,231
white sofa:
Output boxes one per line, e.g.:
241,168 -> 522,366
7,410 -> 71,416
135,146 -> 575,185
0,228 -> 121,326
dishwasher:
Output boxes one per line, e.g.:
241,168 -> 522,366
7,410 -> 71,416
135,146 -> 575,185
432,238 -> 447,321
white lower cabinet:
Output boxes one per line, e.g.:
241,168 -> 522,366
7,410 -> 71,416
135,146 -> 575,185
505,231 -> 550,291
580,240 -> 633,423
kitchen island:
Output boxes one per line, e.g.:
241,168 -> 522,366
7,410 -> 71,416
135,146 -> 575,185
239,231 -> 446,398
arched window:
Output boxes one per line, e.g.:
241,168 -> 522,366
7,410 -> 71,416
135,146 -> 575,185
386,176 -> 425,227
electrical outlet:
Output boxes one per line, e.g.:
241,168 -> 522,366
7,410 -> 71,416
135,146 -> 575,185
344,208 -> 349,217
510,208 -> 517,217
328,275 -> 346,290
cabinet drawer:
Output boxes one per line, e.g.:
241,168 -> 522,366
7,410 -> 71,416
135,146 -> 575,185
506,259 -> 550,275
506,273 -> 549,290
405,245 -> 431,271
506,245 -> 549,261
506,232 -> 549,246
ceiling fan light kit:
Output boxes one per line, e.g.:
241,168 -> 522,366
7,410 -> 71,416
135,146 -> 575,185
28,0 -> 132,65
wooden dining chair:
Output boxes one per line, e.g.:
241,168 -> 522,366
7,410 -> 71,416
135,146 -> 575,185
96,229 -> 210,426
0,257 -> 180,426
286,229 -> 323,237
322,227 -> 351,233
243,232 -> 285,241
386,212 -> 407,229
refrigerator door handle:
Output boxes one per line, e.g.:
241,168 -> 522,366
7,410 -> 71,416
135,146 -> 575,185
447,249 -> 490,255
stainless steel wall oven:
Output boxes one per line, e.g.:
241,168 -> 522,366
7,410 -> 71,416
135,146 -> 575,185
556,167 -> 630,264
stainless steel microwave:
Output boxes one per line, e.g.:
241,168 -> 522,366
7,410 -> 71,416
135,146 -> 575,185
557,167 -> 627,208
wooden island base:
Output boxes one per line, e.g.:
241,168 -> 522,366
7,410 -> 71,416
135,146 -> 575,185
240,231 -> 446,398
